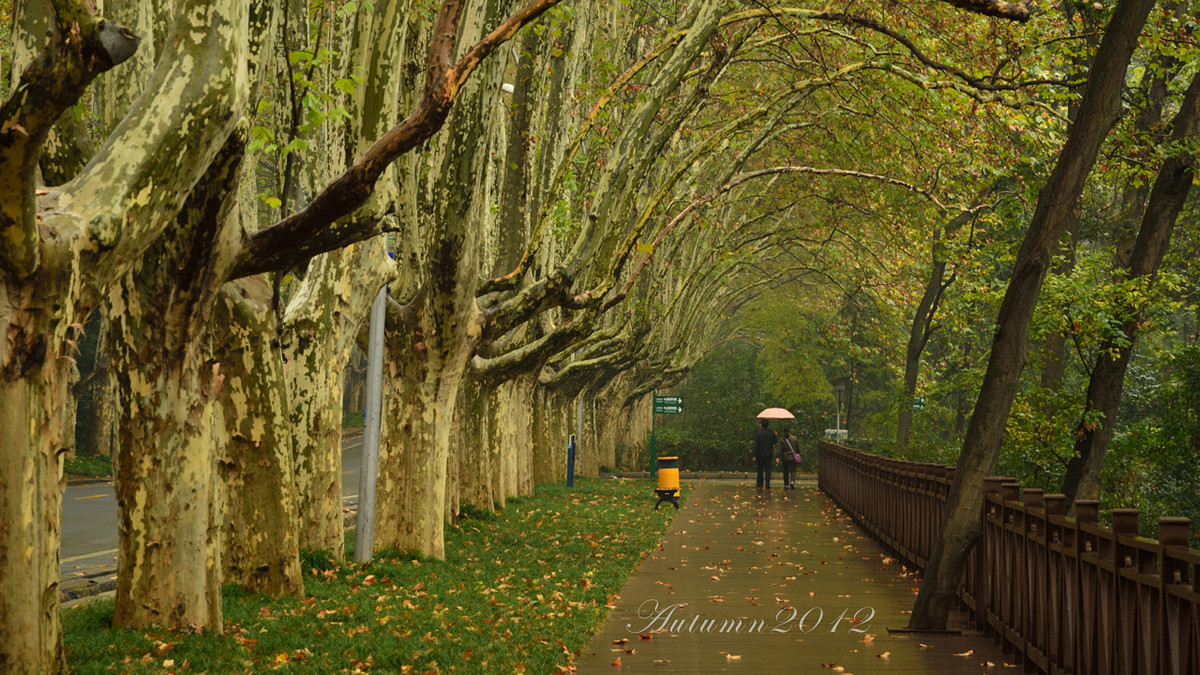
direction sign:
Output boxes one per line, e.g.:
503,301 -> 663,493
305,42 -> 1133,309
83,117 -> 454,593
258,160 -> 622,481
653,395 -> 683,414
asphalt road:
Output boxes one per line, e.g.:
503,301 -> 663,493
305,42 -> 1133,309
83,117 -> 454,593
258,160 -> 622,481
61,434 -> 364,583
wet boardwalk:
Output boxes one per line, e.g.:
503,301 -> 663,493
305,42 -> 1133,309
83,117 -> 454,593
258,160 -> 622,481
576,483 -> 1017,673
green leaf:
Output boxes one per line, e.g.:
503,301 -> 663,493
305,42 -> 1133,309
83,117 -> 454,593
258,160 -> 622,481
334,78 -> 358,95
283,139 -> 309,156
288,49 -> 313,65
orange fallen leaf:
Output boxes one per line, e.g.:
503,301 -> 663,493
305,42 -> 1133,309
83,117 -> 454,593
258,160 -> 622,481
876,651 -> 890,659
639,633 -> 653,640
611,638 -> 629,645
953,649 -> 974,657
611,656 -> 622,667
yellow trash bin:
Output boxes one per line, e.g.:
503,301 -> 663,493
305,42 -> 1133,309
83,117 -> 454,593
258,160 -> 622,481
654,456 -> 680,510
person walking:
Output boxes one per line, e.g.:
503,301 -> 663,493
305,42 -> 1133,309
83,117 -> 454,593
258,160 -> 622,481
779,426 -> 800,489
753,419 -> 777,490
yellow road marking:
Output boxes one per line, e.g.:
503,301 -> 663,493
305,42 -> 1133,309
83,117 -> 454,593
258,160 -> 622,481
62,548 -> 118,563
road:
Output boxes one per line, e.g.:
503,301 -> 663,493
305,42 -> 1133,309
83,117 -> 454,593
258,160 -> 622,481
60,434 -> 363,584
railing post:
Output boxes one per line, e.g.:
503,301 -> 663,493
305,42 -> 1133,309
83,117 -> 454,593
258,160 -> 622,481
1158,517 -> 1191,675
1112,509 -> 1140,675
977,476 -> 1003,633
816,446 -> 1199,675
1043,494 -> 1069,671
1021,488 -> 1044,669
1074,499 -> 1101,674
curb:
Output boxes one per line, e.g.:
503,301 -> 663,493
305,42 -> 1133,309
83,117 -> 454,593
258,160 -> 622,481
66,477 -> 113,487
61,576 -> 117,605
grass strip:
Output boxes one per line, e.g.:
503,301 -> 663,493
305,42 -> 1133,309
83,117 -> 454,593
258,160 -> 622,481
64,477 -> 685,674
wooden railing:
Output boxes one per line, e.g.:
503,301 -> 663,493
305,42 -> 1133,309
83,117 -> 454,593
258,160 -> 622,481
817,440 -> 1200,675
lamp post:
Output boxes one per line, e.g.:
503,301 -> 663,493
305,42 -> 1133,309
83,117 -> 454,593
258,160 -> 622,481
833,384 -> 845,440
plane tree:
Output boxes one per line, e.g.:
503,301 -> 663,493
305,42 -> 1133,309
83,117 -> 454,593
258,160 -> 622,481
0,0 -> 561,667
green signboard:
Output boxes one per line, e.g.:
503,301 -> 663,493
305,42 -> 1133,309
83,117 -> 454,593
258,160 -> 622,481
653,395 -> 683,414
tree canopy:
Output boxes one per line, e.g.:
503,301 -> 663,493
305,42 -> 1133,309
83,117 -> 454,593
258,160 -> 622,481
2,0 -> 1199,668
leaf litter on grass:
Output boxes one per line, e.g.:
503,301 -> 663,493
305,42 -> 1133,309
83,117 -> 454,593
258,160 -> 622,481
63,478 -> 683,674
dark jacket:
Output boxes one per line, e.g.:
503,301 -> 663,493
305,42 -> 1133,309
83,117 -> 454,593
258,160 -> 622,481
779,434 -> 799,462
753,427 -> 777,459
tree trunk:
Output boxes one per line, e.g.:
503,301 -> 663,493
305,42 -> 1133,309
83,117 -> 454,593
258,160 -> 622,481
213,280 -> 304,597
1061,68 -> 1200,505
0,331 -> 71,673
108,126 -> 250,630
284,316 -> 349,556
109,290 -> 224,629
1036,213 -> 1079,392
80,315 -> 118,459
493,376 -> 536,501
283,242 -> 391,557
375,339 -> 468,558
908,0 -> 1156,630
455,378 -> 496,512
898,251 -> 947,452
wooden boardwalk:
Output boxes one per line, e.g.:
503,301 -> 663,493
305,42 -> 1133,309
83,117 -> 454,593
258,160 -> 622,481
576,483 -> 1019,673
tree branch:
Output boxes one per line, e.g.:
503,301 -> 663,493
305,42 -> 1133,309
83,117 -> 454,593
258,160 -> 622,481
0,0 -> 139,279
229,0 -> 563,280
816,13 -> 1052,89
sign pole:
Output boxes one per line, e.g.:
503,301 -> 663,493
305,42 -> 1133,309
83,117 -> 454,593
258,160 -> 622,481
354,284 -> 386,564
650,388 -> 657,474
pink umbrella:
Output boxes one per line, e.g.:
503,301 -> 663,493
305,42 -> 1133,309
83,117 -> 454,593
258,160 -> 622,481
756,407 -> 795,419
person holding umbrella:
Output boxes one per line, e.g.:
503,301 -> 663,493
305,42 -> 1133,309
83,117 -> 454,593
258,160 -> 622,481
754,408 -> 794,490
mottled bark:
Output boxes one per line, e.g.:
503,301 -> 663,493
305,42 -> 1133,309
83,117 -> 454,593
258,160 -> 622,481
229,0 -> 566,279
454,378 -> 496,512
909,0 -> 1156,631
0,294 -> 74,673
284,241 -> 391,557
492,376 -> 537,501
108,126 -> 247,629
214,279 -> 304,597
280,0 -> 405,557
0,0 -> 164,669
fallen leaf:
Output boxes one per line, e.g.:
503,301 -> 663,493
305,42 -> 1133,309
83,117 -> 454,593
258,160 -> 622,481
612,638 -> 629,645
726,654 -> 742,662
954,649 -> 974,657
611,656 -> 622,667
639,633 -> 653,640
876,651 -> 890,659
